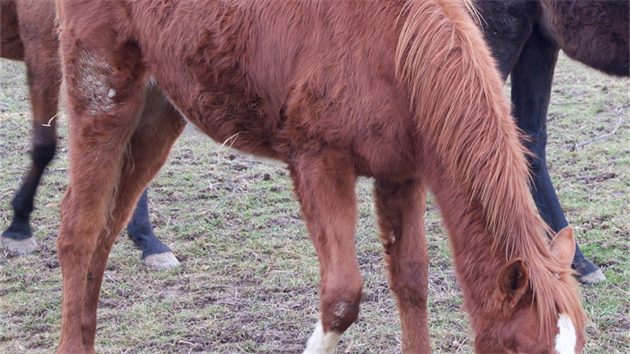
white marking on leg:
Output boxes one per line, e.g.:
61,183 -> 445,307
331,301 -> 349,328
554,313 -> 577,354
303,321 -> 341,354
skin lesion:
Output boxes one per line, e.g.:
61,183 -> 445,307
68,50 -> 118,115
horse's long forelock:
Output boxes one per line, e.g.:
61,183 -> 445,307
396,0 -> 584,339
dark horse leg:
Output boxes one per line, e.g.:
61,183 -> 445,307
0,72 -> 177,267
126,188 -> 179,269
1,0 -> 178,270
1,20 -> 59,255
510,25 -> 605,284
478,0 -> 605,284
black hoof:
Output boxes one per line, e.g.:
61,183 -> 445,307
572,257 -> 606,284
2,222 -> 37,256
143,252 -> 180,270
2,235 -> 37,256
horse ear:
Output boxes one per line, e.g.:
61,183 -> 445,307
497,258 -> 529,305
550,226 -> 576,270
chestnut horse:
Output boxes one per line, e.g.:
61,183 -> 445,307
0,0 -> 178,270
54,0 -> 585,353
477,0 -> 629,284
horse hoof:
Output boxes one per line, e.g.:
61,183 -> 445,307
573,257 -> 606,284
143,252 -> 180,270
1,236 -> 38,256
577,268 -> 606,285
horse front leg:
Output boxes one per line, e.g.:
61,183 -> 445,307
511,27 -> 605,284
374,179 -> 430,353
290,149 -> 363,354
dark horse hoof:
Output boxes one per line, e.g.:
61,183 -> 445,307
1,231 -> 37,256
2,223 -> 36,255
142,252 -> 180,270
573,258 -> 606,284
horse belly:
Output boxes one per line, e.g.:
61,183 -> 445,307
137,2 -> 285,160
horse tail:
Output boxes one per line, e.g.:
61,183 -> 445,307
396,0 -> 584,337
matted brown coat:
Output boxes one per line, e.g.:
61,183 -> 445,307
53,0 -> 585,353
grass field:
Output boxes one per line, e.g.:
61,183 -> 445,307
1,53 -> 628,353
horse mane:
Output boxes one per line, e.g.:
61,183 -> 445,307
395,0 -> 585,339
459,0 -> 483,26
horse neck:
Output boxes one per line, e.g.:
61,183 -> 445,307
425,159 -> 546,327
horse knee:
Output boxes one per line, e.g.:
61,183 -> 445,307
388,259 -> 428,308
320,278 -> 363,333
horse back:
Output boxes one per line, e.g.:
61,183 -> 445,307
57,0 -> 436,179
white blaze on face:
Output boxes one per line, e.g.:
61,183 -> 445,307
554,314 -> 577,354
303,321 -> 342,354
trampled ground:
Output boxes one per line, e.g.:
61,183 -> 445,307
1,54 -> 628,353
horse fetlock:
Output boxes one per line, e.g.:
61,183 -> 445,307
304,320 -> 342,354
2,215 -> 32,238
303,298 -> 359,354
322,298 -> 361,333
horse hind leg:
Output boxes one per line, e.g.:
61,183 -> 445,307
374,179 -> 430,353
1,40 -> 60,256
126,188 -> 179,270
79,86 -> 185,350
289,149 -> 363,354
55,33 -> 152,352
123,92 -> 185,272
123,91 -> 181,270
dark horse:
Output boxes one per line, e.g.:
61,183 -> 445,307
54,0 -> 584,353
0,0 -> 178,270
477,0 -> 629,283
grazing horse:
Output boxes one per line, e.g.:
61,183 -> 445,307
478,0 -> 629,283
54,0 -> 585,353
0,0 -> 178,270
